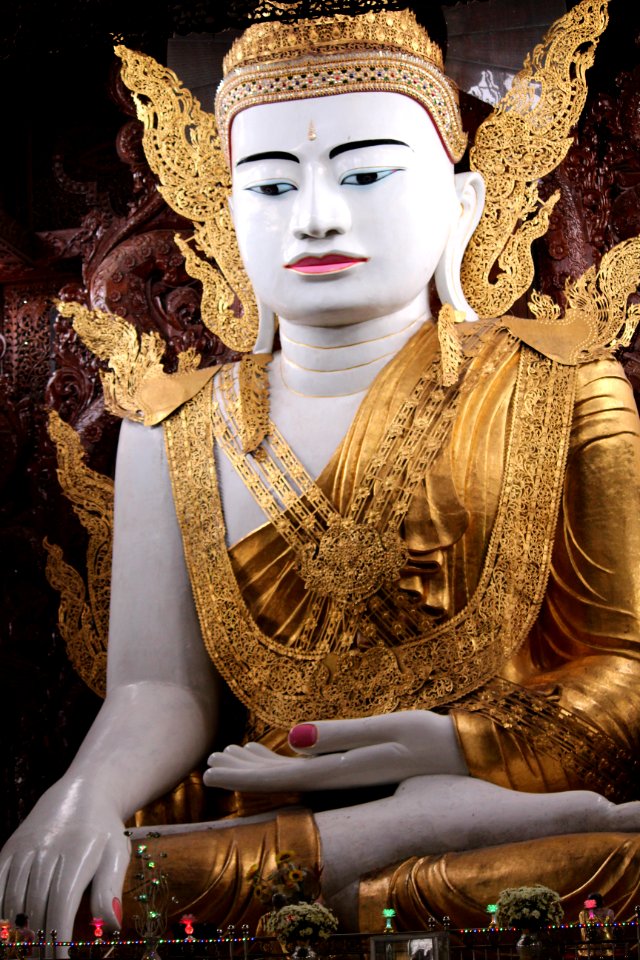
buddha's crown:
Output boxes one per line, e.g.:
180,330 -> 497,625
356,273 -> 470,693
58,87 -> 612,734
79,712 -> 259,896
222,9 -> 444,75
215,8 -> 467,165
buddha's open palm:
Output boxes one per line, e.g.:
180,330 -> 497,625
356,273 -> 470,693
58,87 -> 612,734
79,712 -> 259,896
205,710 -> 468,792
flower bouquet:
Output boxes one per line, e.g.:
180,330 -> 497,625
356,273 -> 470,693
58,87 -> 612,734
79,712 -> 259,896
263,901 -> 339,945
496,884 -> 564,930
248,851 -> 337,956
249,851 -> 322,909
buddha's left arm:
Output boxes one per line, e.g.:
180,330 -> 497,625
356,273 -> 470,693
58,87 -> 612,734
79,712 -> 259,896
453,357 -> 640,799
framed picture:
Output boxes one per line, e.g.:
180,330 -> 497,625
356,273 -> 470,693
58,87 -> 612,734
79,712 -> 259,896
370,932 -> 449,960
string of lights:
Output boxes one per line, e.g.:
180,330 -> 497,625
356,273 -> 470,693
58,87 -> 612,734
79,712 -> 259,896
7,920 -> 637,949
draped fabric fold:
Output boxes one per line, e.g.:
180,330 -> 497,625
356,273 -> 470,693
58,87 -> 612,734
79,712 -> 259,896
161,321 -> 640,925
224,333 -> 640,798
359,832 -> 640,928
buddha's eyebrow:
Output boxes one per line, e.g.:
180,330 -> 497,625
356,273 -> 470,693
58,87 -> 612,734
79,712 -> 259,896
328,138 -> 410,159
235,150 -> 300,166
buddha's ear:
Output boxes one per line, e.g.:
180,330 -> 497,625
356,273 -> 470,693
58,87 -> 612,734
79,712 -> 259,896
435,171 -> 486,321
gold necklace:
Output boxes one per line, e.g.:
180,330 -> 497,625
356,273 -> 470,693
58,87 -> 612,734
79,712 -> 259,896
164,324 -> 576,727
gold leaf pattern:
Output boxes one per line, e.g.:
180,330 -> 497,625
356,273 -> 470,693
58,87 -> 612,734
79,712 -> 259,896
45,411 -> 114,698
437,303 -> 466,386
505,237 -> 640,364
57,300 -> 216,426
461,0 -> 610,320
237,353 -> 272,452
57,300 -> 165,423
115,46 -> 259,353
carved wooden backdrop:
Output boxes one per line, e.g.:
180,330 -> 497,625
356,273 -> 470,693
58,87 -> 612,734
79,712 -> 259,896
1,0 -> 639,843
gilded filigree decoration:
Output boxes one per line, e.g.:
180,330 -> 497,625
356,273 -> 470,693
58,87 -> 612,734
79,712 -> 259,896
533,237 -> 640,359
165,327 -> 577,728
504,237 -> 640,364
216,10 -> 466,166
298,518 -> 407,605
244,0 -> 396,25
58,300 -> 166,423
436,303 -> 465,386
222,9 -> 444,73
209,325 -> 494,655
459,678 -> 639,802
461,0 -> 610,320
237,353 -> 272,453
115,45 -> 259,354
187,0 -> 399,26
44,411 -> 114,698
56,300 -> 216,427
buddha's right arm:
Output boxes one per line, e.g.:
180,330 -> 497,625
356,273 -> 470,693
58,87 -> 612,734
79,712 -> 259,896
0,419 -> 219,944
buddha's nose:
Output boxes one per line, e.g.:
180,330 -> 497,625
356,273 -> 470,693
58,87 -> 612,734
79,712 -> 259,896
291,169 -> 351,240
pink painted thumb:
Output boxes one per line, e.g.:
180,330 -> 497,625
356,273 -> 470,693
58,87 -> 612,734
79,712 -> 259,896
112,897 -> 123,928
288,723 -> 318,749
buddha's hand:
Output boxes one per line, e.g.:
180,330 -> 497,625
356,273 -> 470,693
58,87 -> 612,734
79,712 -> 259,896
204,710 -> 469,792
0,778 -> 129,945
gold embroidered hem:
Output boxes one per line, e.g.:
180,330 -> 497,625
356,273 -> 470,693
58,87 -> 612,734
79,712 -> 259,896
453,677 -> 640,801
163,322 -> 578,729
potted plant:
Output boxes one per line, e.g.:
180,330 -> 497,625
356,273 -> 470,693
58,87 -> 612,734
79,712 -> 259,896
249,851 -> 338,958
495,884 -> 564,959
263,901 -> 339,959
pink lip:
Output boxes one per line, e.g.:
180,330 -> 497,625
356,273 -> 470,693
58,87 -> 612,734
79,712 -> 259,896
285,254 -> 368,275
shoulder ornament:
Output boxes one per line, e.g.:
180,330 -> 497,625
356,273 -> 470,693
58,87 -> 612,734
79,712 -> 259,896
503,237 -> 640,366
56,300 -> 218,426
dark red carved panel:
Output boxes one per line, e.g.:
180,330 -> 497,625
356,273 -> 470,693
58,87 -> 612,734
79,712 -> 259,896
0,46 -> 234,844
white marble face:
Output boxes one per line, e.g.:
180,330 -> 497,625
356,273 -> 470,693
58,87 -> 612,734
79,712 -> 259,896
230,91 -> 459,328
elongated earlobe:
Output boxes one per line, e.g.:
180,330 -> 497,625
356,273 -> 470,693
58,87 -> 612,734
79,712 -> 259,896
228,193 -> 275,354
434,171 -> 486,321
253,300 -> 276,354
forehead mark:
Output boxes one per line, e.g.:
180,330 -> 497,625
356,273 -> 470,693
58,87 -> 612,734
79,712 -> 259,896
308,120 -> 317,141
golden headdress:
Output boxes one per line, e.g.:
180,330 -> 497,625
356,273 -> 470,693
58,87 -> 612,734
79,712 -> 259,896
48,0 -> 640,704
215,9 -> 467,165
79,0 -> 628,442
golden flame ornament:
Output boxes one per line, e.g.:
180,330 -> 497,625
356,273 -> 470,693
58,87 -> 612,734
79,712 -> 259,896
461,0 -> 610,320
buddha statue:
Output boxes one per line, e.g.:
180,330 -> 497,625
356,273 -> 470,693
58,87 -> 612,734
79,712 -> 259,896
1,0 -> 640,945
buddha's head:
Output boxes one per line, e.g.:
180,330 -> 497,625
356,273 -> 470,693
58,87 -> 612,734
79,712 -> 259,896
216,9 -> 485,342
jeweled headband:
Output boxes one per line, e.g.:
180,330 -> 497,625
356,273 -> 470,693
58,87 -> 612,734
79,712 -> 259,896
215,9 -> 468,166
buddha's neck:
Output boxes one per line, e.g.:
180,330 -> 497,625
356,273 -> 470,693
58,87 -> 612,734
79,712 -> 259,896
278,304 -> 429,398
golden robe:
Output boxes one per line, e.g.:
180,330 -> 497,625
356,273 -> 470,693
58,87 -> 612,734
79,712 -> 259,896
127,322 -> 640,928
228,323 -> 640,799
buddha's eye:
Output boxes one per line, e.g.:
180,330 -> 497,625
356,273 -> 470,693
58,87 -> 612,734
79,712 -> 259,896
341,168 -> 400,186
246,181 -> 297,196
